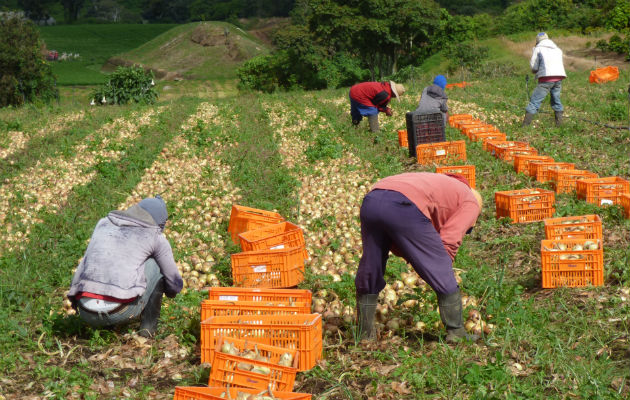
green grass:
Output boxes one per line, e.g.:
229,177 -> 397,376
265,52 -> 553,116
38,24 -> 177,85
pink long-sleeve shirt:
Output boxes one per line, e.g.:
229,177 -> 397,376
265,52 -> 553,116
372,172 -> 481,260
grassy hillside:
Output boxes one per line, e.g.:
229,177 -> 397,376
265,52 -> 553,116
111,21 -> 270,81
38,24 -> 177,85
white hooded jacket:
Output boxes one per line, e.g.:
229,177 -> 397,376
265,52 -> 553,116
530,39 -> 566,80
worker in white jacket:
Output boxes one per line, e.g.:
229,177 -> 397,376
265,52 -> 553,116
523,32 -> 567,127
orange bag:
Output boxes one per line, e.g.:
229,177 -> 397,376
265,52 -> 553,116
589,66 -> 619,84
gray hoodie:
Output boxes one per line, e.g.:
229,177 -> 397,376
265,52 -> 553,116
67,205 -> 183,300
415,84 -> 449,124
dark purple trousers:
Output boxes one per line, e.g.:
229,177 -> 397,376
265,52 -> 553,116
355,189 -> 459,296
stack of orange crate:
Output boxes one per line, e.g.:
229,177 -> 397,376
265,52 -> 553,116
416,140 -> 466,165
576,177 -> 630,206
549,169 -> 599,194
436,165 -> 476,188
542,214 -> 604,290
229,205 -> 308,289
495,188 -> 555,223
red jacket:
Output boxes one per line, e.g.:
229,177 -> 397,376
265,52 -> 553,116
349,81 -> 394,111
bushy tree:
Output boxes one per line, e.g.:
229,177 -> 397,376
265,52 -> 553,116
90,65 -> 157,105
0,15 -> 58,108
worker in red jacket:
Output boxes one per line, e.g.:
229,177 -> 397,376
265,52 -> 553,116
349,81 -> 405,132
355,172 -> 483,343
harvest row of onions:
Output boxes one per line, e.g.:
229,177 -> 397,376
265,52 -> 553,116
1,109 -> 159,256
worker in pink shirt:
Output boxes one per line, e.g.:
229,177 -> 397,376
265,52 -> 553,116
355,172 -> 483,343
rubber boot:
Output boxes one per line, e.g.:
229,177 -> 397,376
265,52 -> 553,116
437,290 -> 479,343
367,114 -> 380,133
137,280 -> 164,338
554,111 -> 563,126
356,293 -> 378,341
522,112 -> 535,127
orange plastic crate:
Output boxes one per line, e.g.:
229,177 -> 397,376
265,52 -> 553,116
173,387 -> 312,400
238,222 -> 308,260
529,161 -> 575,183
462,124 -> 498,138
201,314 -> 322,370
513,155 -> 554,175
207,287 -> 312,306
497,147 -> 538,162
453,118 -> 483,130
576,176 -> 630,206
549,169 -> 599,194
455,121 -> 484,133
621,193 -> 630,218
228,205 -> 285,244
397,129 -> 408,147
448,114 -> 473,127
435,165 -> 476,188
543,214 -> 603,240
495,188 -> 555,223
485,140 -> 530,157
416,140 -> 466,165
478,132 -> 508,147
231,248 -> 305,289
540,239 -> 604,288
589,66 -> 619,84
208,337 -> 299,391
201,299 -> 311,322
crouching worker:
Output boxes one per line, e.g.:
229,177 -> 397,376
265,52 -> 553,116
355,172 -> 482,343
67,195 -> 183,338
349,81 -> 405,132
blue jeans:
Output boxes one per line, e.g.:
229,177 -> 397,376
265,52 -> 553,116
78,258 -> 164,328
349,96 -> 378,123
526,80 -> 563,114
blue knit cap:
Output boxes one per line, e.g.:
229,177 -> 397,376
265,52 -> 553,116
138,195 -> 168,230
433,75 -> 447,90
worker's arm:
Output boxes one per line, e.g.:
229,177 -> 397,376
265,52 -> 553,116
439,201 -> 480,260
530,47 -> 540,73
153,235 -> 183,297
371,90 -> 391,112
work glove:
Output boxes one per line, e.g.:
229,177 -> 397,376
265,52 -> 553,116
385,107 -> 393,117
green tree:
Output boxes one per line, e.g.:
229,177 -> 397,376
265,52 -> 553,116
18,0 -> 55,21
60,0 -> 86,23
0,15 -> 58,107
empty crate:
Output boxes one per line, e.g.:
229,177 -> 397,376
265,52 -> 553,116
405,112 -> 446,158
238,222 -> 308,260
228,205 -> 284,244
231,247 -> 305,288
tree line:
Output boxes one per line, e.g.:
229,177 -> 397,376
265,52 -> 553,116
237,0 -> 630,92
1,0 -> 296,24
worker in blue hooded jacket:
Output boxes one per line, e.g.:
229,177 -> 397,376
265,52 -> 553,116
415,75 -> 449,127
67,195 -> 183,338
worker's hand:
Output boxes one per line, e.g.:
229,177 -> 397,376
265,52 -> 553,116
385,107 -> 393,117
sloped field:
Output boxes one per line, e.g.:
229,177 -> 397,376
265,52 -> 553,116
0,68 -> 628,399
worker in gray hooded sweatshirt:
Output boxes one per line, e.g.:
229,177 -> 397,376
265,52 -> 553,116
67,195 -> 183,338
523,32 -> 567,127
415,74 -> 449,127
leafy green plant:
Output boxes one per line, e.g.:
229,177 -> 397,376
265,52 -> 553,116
90,66 -> 157,106
0,16 -> 58,107
445,42 -> 490,74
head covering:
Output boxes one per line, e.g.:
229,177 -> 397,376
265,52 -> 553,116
536,32 -> 549,44
138,195 -> 168,230
433,75 -> 447,90
444,173 -> 470,188
390,81 -> 406,101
